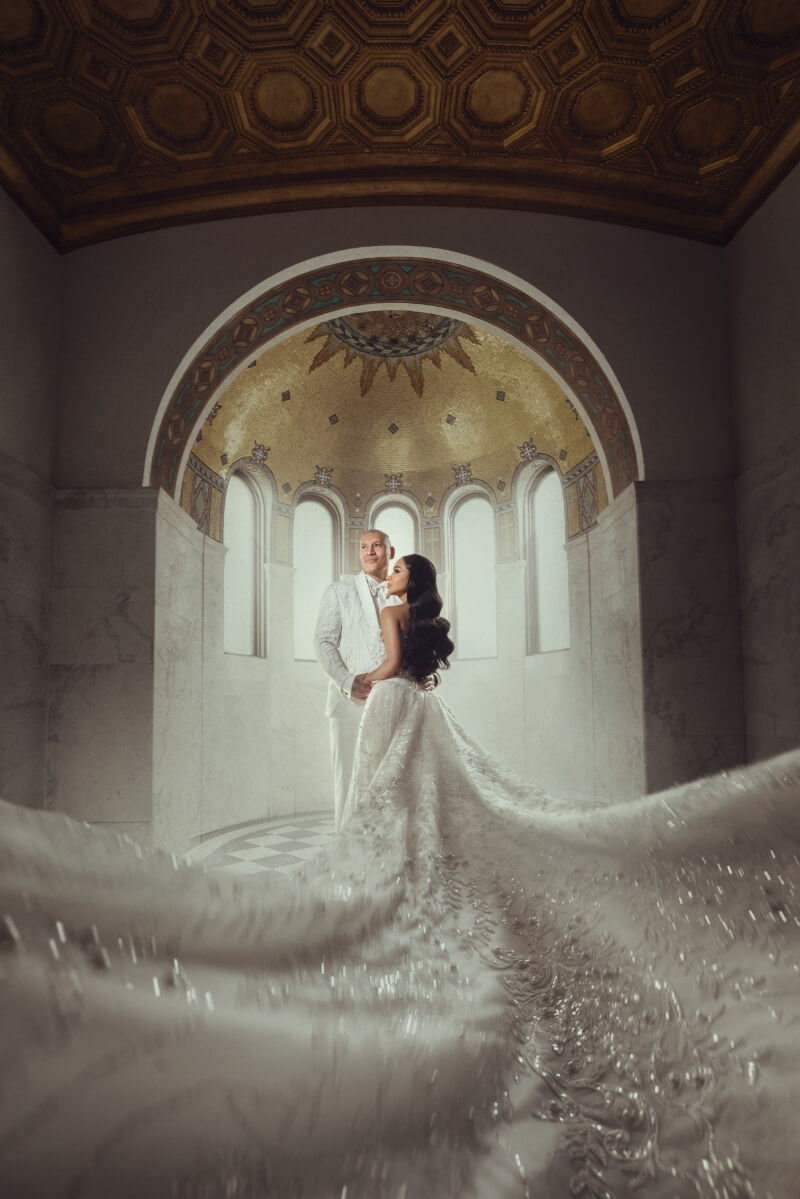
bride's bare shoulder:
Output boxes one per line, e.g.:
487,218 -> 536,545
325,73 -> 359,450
380,601 -> 409,625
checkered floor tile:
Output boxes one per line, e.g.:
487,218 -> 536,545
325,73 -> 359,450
186,812 -> 335,876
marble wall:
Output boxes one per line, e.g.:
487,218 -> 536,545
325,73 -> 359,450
636,481 -> 745,790
48,489 -> 159,835
0,450 -> 53,808
152,495 -> 206,849
730,165 -> 800,763
523,535 -> 595,801
586,485 -> 646,800
736,436 -> 800,763
47,489 -> 210,849
0,190 -> 60,811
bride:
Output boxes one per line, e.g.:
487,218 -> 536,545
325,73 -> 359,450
2,553 -> 800,1199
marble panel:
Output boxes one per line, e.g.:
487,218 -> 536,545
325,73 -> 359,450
0,450 -> 53,603
736,441 -> 800,762
0,700 -> 47,808
587,491 -> 645,799
637,481 -> 741,661
47,663 -> 153,823
0,453 -> 52,808
200,538 -> 226,837
153,601 -> 203,851
1,590 -> 49,705
155,492 -> 205,620
566,536 -> 591,671
643,655 -> 744,741
591,656 -> 647,800
53,493 -> 158,590
591,484 -> 639,601
644,735 -> 746,793
50,586 -> 155,665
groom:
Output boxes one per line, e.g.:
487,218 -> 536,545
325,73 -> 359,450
314,529 -> 396,828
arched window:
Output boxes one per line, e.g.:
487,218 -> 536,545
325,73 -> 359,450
223,472 -> 257,656
529,470 -> 570,653
293,498 -> 335,660
371,503 -> 418,567
452,494 -> 497,659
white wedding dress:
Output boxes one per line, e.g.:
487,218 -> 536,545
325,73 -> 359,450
2,676 -> 800,1198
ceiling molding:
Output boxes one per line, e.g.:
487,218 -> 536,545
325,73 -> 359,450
2,0 -> 799,251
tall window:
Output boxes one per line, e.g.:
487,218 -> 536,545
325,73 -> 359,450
530,470 -> 570,652
372,504 -> 417,568
452,495 -> 497,659
223,473 -> 256,656
293,499 -> 335,660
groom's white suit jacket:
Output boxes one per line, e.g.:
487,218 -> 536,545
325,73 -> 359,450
314,572 -> 392,719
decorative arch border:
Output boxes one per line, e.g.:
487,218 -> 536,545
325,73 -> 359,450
148,253 -> 641,501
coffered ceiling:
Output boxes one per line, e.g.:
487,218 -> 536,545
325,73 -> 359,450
2,0 -> 799,251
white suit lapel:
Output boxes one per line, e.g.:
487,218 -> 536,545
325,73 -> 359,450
355,571 -> 380,630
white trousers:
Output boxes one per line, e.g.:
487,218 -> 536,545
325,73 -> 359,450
329,701 -> 363,830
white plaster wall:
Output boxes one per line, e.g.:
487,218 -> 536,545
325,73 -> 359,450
56,205 -> 730,490
730,164 -> 800,762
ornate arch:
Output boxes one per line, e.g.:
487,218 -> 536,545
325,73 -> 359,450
149,255 -> 640,501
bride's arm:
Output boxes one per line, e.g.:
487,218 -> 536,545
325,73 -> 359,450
365,607 -> 404,682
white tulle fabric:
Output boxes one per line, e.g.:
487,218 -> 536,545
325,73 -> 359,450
2,677 -> 800,1198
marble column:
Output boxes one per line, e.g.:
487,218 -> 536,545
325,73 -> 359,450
587,485 -> 646,800
198,536 -> 226,837
152,494 -> 206,849
0,449 -> 53,808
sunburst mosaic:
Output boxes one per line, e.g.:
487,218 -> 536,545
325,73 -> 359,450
191,310 -> 599,519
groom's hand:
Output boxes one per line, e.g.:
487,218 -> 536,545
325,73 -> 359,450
351,674 -> 372,701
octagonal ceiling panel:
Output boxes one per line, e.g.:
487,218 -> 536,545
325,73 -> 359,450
1,0 -> 799,249
191,311 -> 598,518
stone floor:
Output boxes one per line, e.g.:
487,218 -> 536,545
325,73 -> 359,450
186,811 -> 335,876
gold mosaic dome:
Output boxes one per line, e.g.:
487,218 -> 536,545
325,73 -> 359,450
189,309 -> 602,531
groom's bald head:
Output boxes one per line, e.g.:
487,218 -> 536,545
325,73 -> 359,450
360,529 -> 394,580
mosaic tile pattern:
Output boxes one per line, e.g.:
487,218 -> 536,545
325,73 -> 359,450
156,258 -> 638,505
187,812 -> 335,877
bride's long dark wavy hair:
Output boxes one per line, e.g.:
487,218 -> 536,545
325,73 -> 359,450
400,554 -> 454,686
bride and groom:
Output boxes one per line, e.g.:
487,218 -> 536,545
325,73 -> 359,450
314,527 -> 449,827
